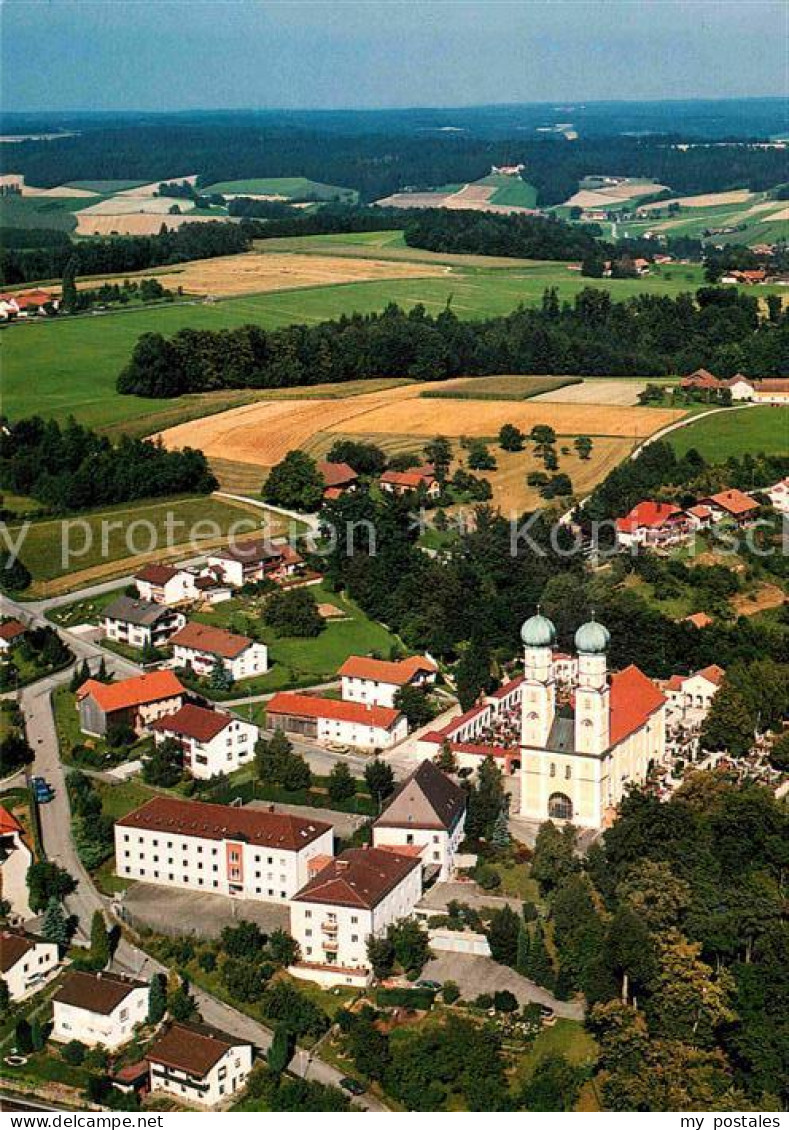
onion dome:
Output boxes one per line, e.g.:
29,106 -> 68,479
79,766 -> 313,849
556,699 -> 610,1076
521,609 -> 557,648
574,613 -> 610,654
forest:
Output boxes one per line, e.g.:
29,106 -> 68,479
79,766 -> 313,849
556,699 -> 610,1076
0,416 -> 217,513
403,210 -> 604,260
116,287 -> 789,400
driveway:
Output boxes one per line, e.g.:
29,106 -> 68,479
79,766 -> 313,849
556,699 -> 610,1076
419,953 -> 584,1020
416,880 -> 522,915
117,882 -> 291,939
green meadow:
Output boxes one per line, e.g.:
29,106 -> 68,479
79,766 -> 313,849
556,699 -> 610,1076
669,404 -> 789,459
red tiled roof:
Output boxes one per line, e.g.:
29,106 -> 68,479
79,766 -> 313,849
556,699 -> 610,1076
687,505 -> 712,519
697,664 -> 725,686
76,671 -> 184,714
169,621 -> 253,659
754,379 -> 789,393
0,619 -> 26,643
703,489 -> 759,517
681,368 -> 719,388
0,808 -> 24,835
210,538 -> 290,565
615,500 -> 686,533
117,796 -> 331,851
267,691 -> 401,730
292,846 -> 420,909
0,930 -> 40,973
684,612 -> 713,629
147,1022 -> 248,1076
488,675 -> 525,699
376,843 -> 425,858
150,704 -> 233,743
338,654 -> 436,685
318,461 -> 358,488
609,665 -> 666,747
380,468 -> 436,489
134,564 -> 181,585
323,486 -> 344,500
664,675 -> 685,692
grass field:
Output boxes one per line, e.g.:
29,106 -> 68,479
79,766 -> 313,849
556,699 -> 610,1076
480,174 -> 539,209
64,179 -> 150,192
203,176 -> 357,202
419,375 -> 580,400
668,405 -> 789,459
0,195 -> 94,230
603,190 -> 789,246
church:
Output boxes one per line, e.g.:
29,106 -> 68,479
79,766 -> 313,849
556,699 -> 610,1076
519,611 -> 667,829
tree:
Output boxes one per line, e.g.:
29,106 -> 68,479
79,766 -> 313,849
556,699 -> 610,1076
364,758 -> 395,806
366,934 -> 396,980
487,905 -> 520,967
531,821 -> 578,894
26,861 -> 77,914
0,979 -> 9,1018
520,1054 -> 583,1111
0,549 -> 31,593
768,730 -> 789,771
455,636 -> 491,711
530,424 -> 557,455
62,1039 -> 86,1065
498,423 -> 525,452
222,919 -> 266,957
255,729 -> 311,791
41,897 -> 71,951
268,1024 -> 293,1075
524,923 -> 555,990
388,918 -> 431,975
465,756 -> 506,841
268,928 -> 299,967
423,436 -> 452,484
328,761 -> 356,804
142,737 -> 183,787
434,739 -> 457,773
700,681 -> 755,757
574,435 -> 593,461
30,1016 -> 45,1052
61,256 -> 79,313
393,684 -> 434,729
89,910 -> 110,969
490,802 -> 511,848
647,930 -> 736,1046
168,977 -> 198,1023
263,450 -> 325,512
617,860 -> 691,932
516,924 -> 531,974
326,440 -> 386,476
208,656 -> 233,693
15,1018 -> 33,1054
148,973 -> 167,1024
264,587 -> 323,637
467,441 -> 497,471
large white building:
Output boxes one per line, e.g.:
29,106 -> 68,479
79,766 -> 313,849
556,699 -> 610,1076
52,970 -> 149,1050
206,539 -> 303,589
372,760 -> 466,881
519,612 -> 667,829
150,704 -> 258,780
0,808 -> 33,919
115,797 -> 333,903
0,931 -> 59,1001
266,691 -> 407,750
103,596 -> 186,651
663,664 -> 725,727
338,654 -> 437,708
147,1021 -> 253,1108
170,622 -> 268,682
134,564 -> 201,606
290,847 -> 423,987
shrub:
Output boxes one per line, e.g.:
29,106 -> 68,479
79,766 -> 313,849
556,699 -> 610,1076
62,1039 -> 86,1065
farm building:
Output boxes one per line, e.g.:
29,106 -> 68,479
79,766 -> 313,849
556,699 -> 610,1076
379,466 -> 440,497
266,691 -> 407,750
76,670 -> 185,738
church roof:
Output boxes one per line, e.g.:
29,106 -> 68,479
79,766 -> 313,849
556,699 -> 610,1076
536,664 -> 665,755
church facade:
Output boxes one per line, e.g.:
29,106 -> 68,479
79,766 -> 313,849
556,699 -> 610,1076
519,612 -> 667,829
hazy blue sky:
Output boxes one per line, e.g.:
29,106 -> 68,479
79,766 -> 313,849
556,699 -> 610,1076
4,0 -> 787,112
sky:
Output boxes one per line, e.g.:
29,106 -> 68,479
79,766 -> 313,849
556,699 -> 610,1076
3,0 -> 787,112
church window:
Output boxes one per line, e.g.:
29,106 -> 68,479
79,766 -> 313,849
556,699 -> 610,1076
548,793 -> 573,820
549,763 -> 556,777
565,765 -> 572,779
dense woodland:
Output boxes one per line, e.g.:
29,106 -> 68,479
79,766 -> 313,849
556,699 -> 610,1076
116,287 -> 789,399
0,416 -> 217,513
403,210 -> 605,260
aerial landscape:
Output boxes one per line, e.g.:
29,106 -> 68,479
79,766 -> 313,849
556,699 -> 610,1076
0,0 -> 787,1119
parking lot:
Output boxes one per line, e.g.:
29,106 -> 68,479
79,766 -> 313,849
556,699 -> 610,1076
419,953 -> 584,1020
117,883 -> 291,939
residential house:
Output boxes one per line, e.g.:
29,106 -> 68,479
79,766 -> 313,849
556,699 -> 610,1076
103,597 -> 186,652
115,797 -> 333,903
0,931 -> 59,1001
766,477 -> 789,513
206,540 -> 303,589
750,378 -> 789,404
169,622 -> 268,682
615,501 -> 692,549
663,664 -> 725,727
147,1022 -> 253,1108
289,847 -> 423,987
700,489 -> 760,525
372,760 -> 466,881
14,290 -> 56,316
379,466 -> 440,498
52,971 -> 149,1050
338,654 -> 437,708
134,565 -> 200,606
0,619 -> 26,655
266,692 -> 407,750
0,295 -> 20,321
318,461 -> 358,501
76,670 -> 185,738
0,808 -> 33,919
686,504 -> 714,531
150,704 -> 257,780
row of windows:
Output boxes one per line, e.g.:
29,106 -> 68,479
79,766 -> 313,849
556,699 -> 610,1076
121,834 -> 291,864
121,865 -> 287,898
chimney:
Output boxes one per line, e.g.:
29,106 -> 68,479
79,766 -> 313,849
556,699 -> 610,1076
268,804 -> 276,814
336,860 -> 350,871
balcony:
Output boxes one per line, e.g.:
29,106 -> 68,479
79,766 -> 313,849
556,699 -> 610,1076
321,920 -> 338,934
322,939 -> 339,952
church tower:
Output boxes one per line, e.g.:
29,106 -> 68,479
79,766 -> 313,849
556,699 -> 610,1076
520,610 -> 556,749
574,615 -> 611,755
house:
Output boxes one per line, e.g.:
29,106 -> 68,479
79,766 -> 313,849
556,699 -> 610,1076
205,539 -> 303,589
147,1021 -> 253,1108
766,477 -> 789,513
0,295 -> 20,320
103,597 -> 186,652
379,466 -> 440,498
150,704 -> 257,780
663,664 -> 725,726
615,501 -> 691,549
751,378 -> 789,404
680,368 -> 721,392
700,489 -> 760,525
266,692 -> 408,751
338,654 -> 437,708
725,374 -> 758,401
169,622 -> 268,682
519,612 -> 667,829
115,797 -> 333,903
14,290 -> 56,316
684,611 -> 714,629
0,619 -> 26,654
289,847 -> 423,987
0,808 -> 33,919
52,971 -> 149,1050
372,760 -> 466,881
0,930 -> 58,1001
134,565 -> 200,606
318,461 -> 358,501
76,670 -> 185,738
686,504 -> 714,531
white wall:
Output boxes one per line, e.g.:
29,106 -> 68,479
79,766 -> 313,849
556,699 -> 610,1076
0,834 -> 33,918
154,717 -> 258,780
149,1043 -> 253,1107
314,712 -> 407,750
173,641 -> 268,681
372,811 -> 466,881
341,675 -> 400,708
4,941 -> 58,1002
52,986 -> 149,1050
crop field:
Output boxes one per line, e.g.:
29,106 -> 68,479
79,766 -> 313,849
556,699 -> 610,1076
480,174 -> 539,209
609,190 -> 788,246
74,212 -> 224,236
668,405 -> 789,459
0,194 -> 97,230
530,378 -> 653,406
419,375 -> 580,400
202,176 -> 357,202
10,494 -> 302,595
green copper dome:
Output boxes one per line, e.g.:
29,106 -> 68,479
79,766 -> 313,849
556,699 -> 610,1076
575,616 -> 610,654
521,611 -> 557,648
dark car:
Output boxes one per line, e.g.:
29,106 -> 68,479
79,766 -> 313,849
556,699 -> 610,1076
415,979 -> 441,991
339,1077 -> 365,1096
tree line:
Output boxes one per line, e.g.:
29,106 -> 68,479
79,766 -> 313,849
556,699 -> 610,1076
403,210 -> 606,261
116,286 -> 788,401
0,415 -> 217,514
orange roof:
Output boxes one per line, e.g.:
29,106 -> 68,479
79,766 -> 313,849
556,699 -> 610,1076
684,612 -> 713,629
704,489 -> 759,516
318,461 -> 358,488
687,505 -> 712,519
754,379 -> 789,393
615,500 -> 686,533
609,665 -> 666,747
697,664 -> 725,686
0,808 -> 24,835
338,654 -> 436,685
323,486 -> 344,500
267,691 -> 401,730
376,843 -> 425,858
380,468 -> 436,489
0,619 -> 26,643
169,621 -> 253,659
76,670 -> 184,713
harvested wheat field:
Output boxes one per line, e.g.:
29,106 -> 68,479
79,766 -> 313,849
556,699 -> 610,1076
484,438 -> 635,513
640,190 -> 754,210
75,212 -> 224,236
530,379 -> 651,406
90,252 -> 446,297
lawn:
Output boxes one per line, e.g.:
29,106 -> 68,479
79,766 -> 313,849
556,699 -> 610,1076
203,177 -> 357,203
420,375 -> 580,401
509,1019 -> 598,1086
46,587 -> 128,628
479,174 -> 539,209
669,405 -> 789,459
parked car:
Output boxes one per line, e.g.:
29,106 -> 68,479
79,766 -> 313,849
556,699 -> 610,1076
339,1077 -> 365,1096
31,776 -> 54,803
415,979 -> 441,991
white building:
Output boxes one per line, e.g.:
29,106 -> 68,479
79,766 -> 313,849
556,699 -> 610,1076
372,760 -> 466,881
134,564 -> 200,606
147,1021 -> 253,1108
0,619 -> 26,655
52,971 -> 149,1050
290,847 -> 423,987
663,664 -> 725,727
150,704 -> 258,780
206,539 -> 303,589
766,477 -> 789,514
0,931 -> 59,1002
338,654 -> 437,708
103,596 -> 186,651
266,691 -> 407,751
519,612 -> 667,829
115,797 -> 333,903
0,808 -> 33,919
170,622 -> 268,682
